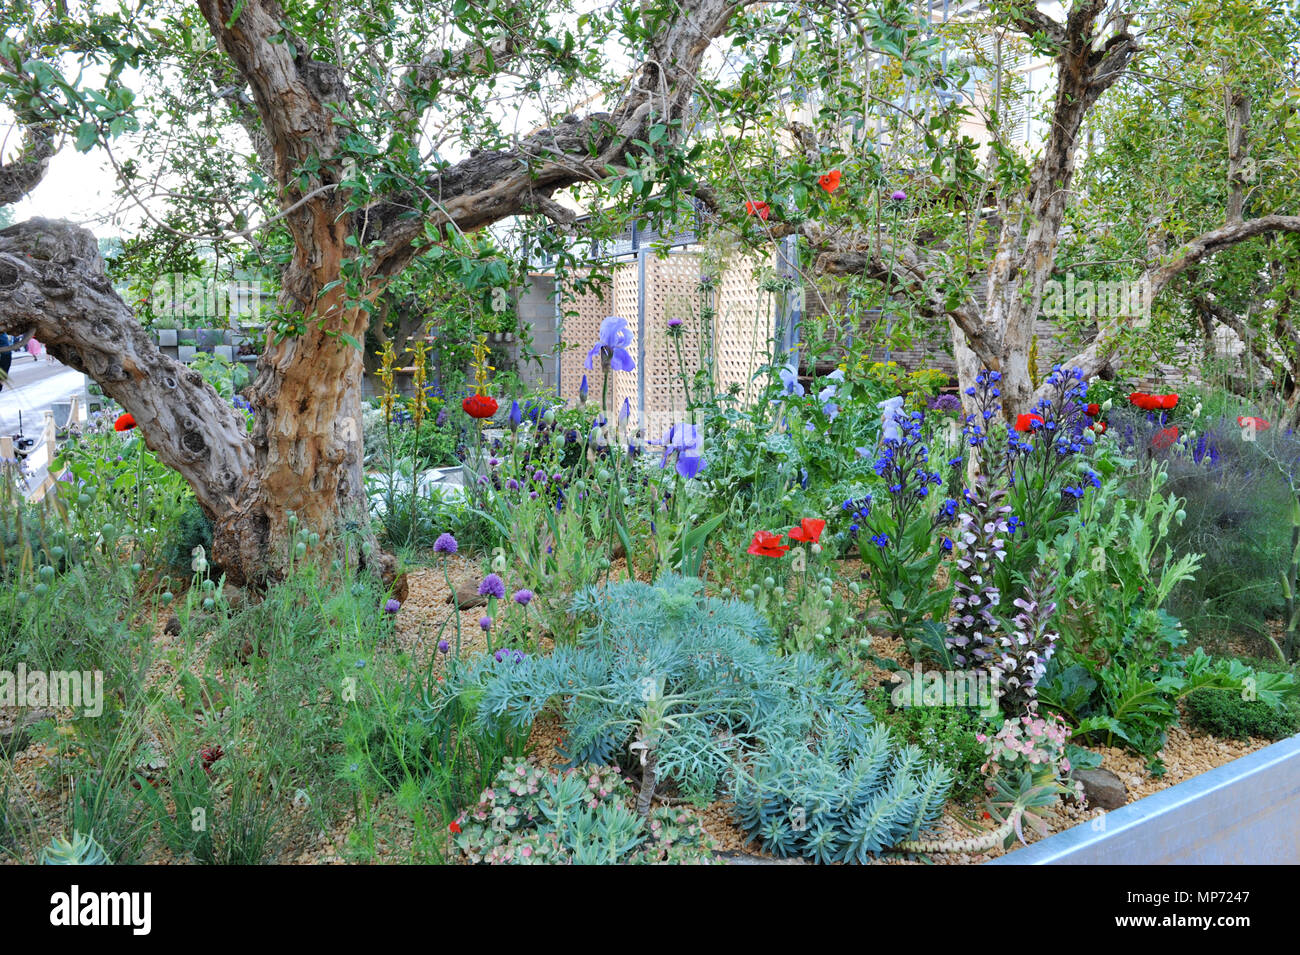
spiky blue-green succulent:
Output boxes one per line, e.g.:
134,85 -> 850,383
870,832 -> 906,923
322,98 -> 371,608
440,574 -> 953,862
39,830 -> 110,865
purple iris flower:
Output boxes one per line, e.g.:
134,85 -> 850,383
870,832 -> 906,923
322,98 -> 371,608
676,454 -> 705,479
584,316 -> 635,372
579,374 -> 589,404
779,365 -> 804,397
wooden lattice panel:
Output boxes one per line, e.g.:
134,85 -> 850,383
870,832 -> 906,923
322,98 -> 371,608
714,252 -> 777,406
556,273 -> 608,409
641,252 -> 706,435
610,264 -> 640,421
554,250 -> 776,437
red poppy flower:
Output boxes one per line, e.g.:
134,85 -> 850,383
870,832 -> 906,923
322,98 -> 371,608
1014,413 -> 1043,432
787,518 -> 826,544
448,820 -> 461,834
1129,392 -> 1159,412
462,394 -> 498,419
1156,393 -> 1179,410
1151,425 -> 1179,450
817,170 -> 841,193
1086,403 -> 1100,417
1237,415 -> 1271,431
745,200 -> 771,221
747,530 -> 789,558
114,412 -> 137,432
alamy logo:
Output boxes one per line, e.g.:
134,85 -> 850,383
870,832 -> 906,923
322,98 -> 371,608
891,664 -> 1000,717
1041,274 -> 1151,324
49,886 -> 151,935
0,665 -> 102,717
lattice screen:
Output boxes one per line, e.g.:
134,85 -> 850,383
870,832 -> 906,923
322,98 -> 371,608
714,254 -> 776,407
554,249 -> 777,431
556,273 -> 608,410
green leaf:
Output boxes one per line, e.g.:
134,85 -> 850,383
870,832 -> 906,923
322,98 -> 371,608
74,122 -> 98,152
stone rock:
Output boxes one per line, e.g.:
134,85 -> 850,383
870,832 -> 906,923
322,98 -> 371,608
164,614 -> 182,636
1074,768 -> 1128,810
447,579 -> 487,610
222,583 -> 246,611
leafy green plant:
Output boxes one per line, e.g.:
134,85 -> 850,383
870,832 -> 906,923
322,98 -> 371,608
449,759 -> 715,864
1184,687 -> 1300,740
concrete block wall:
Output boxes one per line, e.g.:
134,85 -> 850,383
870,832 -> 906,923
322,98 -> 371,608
515,274 -> 560,394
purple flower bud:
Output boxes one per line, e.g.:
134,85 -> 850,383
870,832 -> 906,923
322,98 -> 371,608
437,639 -> 450,654
479,615 -> 493,631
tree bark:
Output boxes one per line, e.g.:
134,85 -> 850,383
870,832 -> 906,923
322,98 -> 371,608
0,219 -> 255,517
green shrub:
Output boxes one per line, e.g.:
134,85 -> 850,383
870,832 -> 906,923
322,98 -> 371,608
162,499 -> 213,571
1184,688 -> 1300,740
866,697 -> 993,805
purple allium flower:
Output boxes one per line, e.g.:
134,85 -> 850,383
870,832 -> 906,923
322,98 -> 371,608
506,478 -> 520,490
529,491 -> 539,500
433,532 -> 459,555
928,393 -> 963,413
479,615 -> 493,631
891,190 -> 907,201
533,469 -> 546,482
514,589 -> 534,606
478,574 -> 506,599
437,639 -> 450,654
584,315 -> 636,372
489,457 -> 499,467
384,598 -> 401,614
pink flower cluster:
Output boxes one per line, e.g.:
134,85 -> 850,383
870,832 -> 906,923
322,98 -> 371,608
979,714 -> 1073,779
